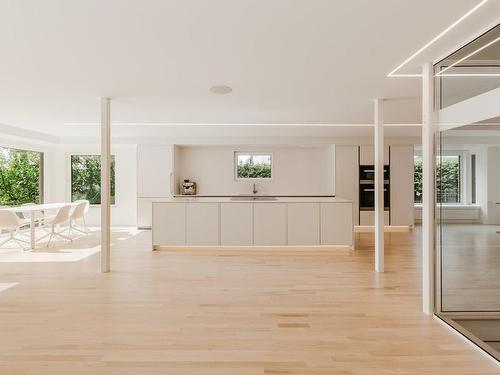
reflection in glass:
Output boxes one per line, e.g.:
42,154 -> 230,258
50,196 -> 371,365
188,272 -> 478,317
436,23 -> 500,109
436,123 -> 500,360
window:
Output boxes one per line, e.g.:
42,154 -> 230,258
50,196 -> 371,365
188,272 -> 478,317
235,152 -> 272,179
414,154 -> 461,204
437,155 -> 461,204
414,155 -> 423,203
0,146 -> 43,206
70,155 -> 115,205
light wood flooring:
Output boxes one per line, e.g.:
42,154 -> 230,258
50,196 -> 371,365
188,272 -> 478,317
440,223 -> 500,312
0,227 -> 499,374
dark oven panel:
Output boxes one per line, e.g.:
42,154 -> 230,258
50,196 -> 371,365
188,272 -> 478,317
359,165 -> 390,183
359,184 -> 390,211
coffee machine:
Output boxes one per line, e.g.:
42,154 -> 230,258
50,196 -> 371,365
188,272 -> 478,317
181,179 -> 196,195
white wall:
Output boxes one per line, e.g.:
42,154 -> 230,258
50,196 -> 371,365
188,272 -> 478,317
176,145 -> 334,195
415,205 -> 480,223
51,144 -> 137,226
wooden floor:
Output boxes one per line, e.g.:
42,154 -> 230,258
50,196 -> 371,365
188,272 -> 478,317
441,223 -> 500,312
0,227 -> 499,374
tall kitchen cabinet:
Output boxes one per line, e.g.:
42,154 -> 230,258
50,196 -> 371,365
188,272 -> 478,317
390,145 -> 414,226
137,145 -> 175,229
359,145 -> 390,226
336,144 -> 414,227
359,145 -> 390,165
335,146 -> 359,225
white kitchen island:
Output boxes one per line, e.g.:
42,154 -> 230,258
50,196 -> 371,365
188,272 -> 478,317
152,197 -> 353,249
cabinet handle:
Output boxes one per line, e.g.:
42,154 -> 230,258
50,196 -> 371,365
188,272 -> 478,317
170,172 -> 173,195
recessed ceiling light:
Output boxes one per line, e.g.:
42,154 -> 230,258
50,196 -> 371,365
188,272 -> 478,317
387,0 -> 489,77
210,85 -> 232,94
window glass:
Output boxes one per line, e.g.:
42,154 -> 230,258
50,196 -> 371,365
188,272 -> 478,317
414,155 -> 423,203
0,147 -> 43,206
437,155 -> 461,204
71,155 -> 115,204
235,153 -> 272,179
414,154 -> 461,204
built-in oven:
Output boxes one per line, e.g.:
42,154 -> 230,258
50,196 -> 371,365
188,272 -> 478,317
359,183 -> 390,210
359,165 -> 390,183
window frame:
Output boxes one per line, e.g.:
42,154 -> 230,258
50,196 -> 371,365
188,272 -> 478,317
234,151 -> 273,181
68,153 -> 116,206
0,145 -> 44,206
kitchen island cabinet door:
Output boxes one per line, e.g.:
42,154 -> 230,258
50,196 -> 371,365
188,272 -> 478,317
320,203 -> 353,247
220,203 -> 253,246
153,202 -> 186,246
253,203 -> 287,246
287,203 -> 320,245
186,203 -> 220,246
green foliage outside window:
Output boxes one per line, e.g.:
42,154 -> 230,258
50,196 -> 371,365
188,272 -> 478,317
237,162 -> 272,178
236,154 -> 272,179
0,147 -> 42,206
414,155 -> 460,204
414,156 -> 423,203
71,155 -> 115,205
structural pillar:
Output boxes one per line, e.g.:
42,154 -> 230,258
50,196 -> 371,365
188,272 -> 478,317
100,97 -> 111,273
422,62 -> 435,315
374,98 -> 384,273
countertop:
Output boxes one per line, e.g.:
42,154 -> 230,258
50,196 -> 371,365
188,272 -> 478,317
156,196 -> 352,203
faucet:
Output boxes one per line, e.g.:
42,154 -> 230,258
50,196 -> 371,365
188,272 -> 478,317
252,183 -> 258,195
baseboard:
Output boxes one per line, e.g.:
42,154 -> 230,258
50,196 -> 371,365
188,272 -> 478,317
355,225 -> 413,232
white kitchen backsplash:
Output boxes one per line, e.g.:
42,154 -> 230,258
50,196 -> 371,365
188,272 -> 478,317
176,145 -> 334,195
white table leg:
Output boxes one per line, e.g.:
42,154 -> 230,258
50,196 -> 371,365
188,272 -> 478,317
30,211 -> 35,250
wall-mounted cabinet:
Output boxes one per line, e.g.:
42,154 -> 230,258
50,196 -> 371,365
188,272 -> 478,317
390,145 -> 414,226
137,145 -> 173,198
335,146 -> 359,225
336,144 -> 414,227
137,145 -> 176,228
359,145 -> 390,165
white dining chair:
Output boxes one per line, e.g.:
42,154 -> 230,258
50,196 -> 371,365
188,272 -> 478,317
69,200 -> 90,235
43,205 -> 73,247
0,210 -> 30,250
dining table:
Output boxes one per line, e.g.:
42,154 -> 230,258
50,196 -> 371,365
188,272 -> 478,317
6,203 -> 77,250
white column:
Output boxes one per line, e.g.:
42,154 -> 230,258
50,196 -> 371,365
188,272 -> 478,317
100,97 -> 111,273
422,63 -> 435,315
374,98 -> 384,273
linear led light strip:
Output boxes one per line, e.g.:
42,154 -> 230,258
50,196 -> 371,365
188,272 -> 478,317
387,0 -> 489,77
436,34 -> 500,76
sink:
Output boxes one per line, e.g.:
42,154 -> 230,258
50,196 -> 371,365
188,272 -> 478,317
230,196 -> 278,201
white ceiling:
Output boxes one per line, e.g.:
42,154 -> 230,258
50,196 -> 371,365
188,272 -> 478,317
0,0 -> 499,139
